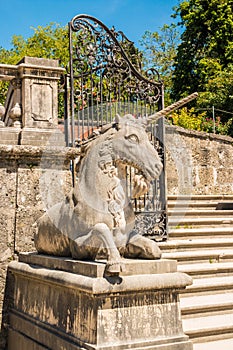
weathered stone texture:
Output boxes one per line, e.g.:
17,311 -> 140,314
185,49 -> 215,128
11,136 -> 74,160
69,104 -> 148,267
166,126 -> 233,195
34,115 -> 163,276
0,249 -> 12,345
0,160 -> 17,248
0,145 -> 78,345
0,159 -> 17,333
7,256 -> 193,350
15,165 -> 71,252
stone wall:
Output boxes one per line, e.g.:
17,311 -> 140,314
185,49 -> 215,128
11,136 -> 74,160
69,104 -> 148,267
0,145 -> 79,349
166,125 -> 233,195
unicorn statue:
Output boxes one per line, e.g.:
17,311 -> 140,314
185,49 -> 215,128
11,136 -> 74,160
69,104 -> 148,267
35,93 -> 198,275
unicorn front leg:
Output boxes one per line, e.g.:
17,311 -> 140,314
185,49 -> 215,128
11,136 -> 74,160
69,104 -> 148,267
70,223 -> 124,276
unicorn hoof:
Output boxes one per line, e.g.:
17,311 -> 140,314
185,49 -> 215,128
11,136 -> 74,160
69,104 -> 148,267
105,261 -> 123,276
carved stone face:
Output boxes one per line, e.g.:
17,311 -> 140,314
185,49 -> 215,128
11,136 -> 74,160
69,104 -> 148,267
111,116 -> 163,182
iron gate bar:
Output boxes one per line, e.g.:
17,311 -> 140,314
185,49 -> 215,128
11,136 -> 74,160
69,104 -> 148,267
67,14 -> 168,240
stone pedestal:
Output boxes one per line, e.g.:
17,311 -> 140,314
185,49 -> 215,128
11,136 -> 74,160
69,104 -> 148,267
7,253 -> 193,350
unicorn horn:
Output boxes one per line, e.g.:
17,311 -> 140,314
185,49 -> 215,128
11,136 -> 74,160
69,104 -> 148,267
147,92 -> 198,123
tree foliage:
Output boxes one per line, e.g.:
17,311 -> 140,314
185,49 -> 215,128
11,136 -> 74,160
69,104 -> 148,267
0,22 -> 144,74
197,63 -> 233,122
140,24 -> 180,104
0,23 -> 69,66
166,0 -> 233,135
168,107 -> 230,134
0,23 -> 70,107
172,0 -> 233,101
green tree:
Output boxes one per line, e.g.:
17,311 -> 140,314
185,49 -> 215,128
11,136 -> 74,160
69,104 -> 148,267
172,0 -> 233,101
0,23 -> 70,108
197,63 -> 233,122
0,22 -> 143,73
168,107 -> 229,135
140,23 -> 180,104
0,23 -> 69,66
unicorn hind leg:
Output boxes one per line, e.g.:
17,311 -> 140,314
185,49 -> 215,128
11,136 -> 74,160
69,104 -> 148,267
124,233 -> 162,259
70,223 -> 124,276
34,210 -> 71,256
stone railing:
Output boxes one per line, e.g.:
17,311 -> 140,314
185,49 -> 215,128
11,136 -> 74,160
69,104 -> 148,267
0,56 -> 65,146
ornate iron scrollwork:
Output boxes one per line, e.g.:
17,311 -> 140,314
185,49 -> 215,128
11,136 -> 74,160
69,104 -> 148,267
67,14 -> 168,240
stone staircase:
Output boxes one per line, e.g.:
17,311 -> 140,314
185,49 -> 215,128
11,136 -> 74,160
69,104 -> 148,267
159,194 -> 233,349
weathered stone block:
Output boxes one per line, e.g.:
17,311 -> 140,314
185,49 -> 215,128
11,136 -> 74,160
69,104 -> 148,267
0,128 -> 21,145
216,167 -> 233,185
166,126 -> 233,195
20,128 -> 65,146
7,254 -> 193,350
0,159 -> 17,254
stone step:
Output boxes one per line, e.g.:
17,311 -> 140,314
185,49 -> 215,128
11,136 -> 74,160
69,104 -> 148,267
193,337 -> 233,350
162,249 -> 233,264
168,194 -> 233,201
168,227 -> 233,239
178,261 -> 233,278
168,209 -> 233,217
168,201 -> 218,209
180,291 -> 233,316
182,312 -> 233,342
167,195 -> 233,347
168,216 -> 233,227
159,238 -> 233,252
182,275 -> 233,295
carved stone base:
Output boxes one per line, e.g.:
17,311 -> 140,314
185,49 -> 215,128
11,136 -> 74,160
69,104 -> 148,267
20,127 -> 65,146
7,253 -> 193,350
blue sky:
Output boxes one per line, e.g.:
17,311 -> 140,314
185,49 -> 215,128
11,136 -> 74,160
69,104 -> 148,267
0,0 -> 179,50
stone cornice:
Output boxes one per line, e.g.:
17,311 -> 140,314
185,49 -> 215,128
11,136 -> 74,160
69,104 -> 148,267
0,145 -> 80,162
0,64 -> 18,81
9,260 -> 192,295
166,124 -> 233,145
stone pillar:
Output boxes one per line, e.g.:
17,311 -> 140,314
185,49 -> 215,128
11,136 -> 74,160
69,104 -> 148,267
0,57 -> 65,146
18,57 -> 65,146
7,254 -> 193,350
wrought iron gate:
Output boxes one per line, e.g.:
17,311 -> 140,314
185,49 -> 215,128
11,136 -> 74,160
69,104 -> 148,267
65,14 -> 168,241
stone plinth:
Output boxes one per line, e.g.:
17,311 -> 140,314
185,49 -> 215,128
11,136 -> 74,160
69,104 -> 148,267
7,253 -> 193,350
